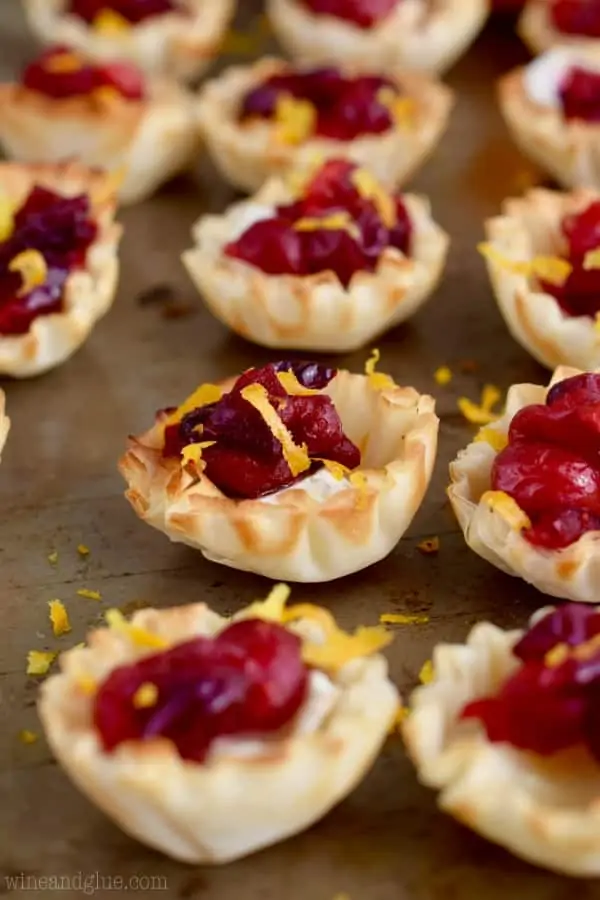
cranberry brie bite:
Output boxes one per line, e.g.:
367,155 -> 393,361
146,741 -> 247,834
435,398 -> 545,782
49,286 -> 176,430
183,158 -> 449,352
195,57 -> 454,193
119,359 -> 438,582
268,0 -> 488,76
404,603 -> 600,875
0,161 -> 120,378
0,392 -> 9,460
0,47 -> 198,206
499,48 -> 600,190
520,0 -> 600,57
480,187 -> 600,370
449,368 -> 600,602
39,585 -> 399,863
21,0 -> 235,82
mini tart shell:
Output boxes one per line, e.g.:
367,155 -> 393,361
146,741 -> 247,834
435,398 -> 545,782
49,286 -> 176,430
449,365 -> 600,603
499,56 -> 600,191
38,602 -> 399,864
267,0 -> 489,76
482,187 -> 600,370
519,0 -> 600,58
0,161 -> 121,378
0,79 -> 199,206
194,57 -> 454,194
182,175 -> 450,352
0,391 -> 10,460
21,0 -> 235,82
403,612 -> 600,876
119,370 -> 439,582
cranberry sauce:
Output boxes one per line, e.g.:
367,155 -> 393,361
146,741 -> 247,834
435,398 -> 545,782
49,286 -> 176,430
69,0 -> 176,25
162,360 -> 360,500
225,159 -> 412,285
559,65 -> 600,121
550,0 -> 600,37
0,186 -> 98,335
491,373 -> 600,549
95,619 -> 309,762
540,200 -> 600,318
22,46 -> 145,101
301,0 -> 399,27
240,66 -> 402,141
462,603 -> 600,759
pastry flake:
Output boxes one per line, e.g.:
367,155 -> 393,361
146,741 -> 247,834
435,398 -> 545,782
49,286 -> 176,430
404,604 -> 600,876
182,158 -> 449,352
21,0 -> 235,82
267,0 -> 488,76
449,365 -> 600,603
119,360 -> 439,582
194,57 -> 454,193
0,160 -> 121,378
0,46 -> 199,205
38,588 -> 399,863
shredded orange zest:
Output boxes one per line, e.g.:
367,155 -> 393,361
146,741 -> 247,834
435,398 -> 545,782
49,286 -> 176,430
545,635 -> 600,669
418,537 -> 440,555
365,348 -> 395,390
48,599 -> 71,637
474,427 -> 508,451
47,550 -> 58,565
181,441 -> 216,467
19,729 -> 39,744
303,625 -> 393,672
27,650 -> 57,676
242,583 -> 292,622
478,243 -> 572,287
314,459 -> 352,481
77,588 -> 101,601
380,612 -> 429,625
105,608 -> 169,649
44,51 -> 83,74
9,250 -> 48,297
294,212 -> 359,239
132,682 -> 158,709
73,669 -> 97,695
163,383 -> 223,430
419,659 -> 434,684
283,603 -> 338,635
389,705 -> 410,733
0,195 -> 15,242
92,8 -> 130,33
434,366 -> 452,386
377,87 -> 415,129
241,383 -> 311,476
276,371 -> 321,396
274,95 -> 316,145
285,152 -> 325,197
349,471 -> 369,509
481,490 -> 531,531
93,85 -> 122,104
77,544 -> 90,557
351,168 -> 395,228
545,643 -> 569,668
584,248 -> 600,270
458,384 -> 502,426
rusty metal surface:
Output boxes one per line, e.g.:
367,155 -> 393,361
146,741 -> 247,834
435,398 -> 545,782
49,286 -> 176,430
0,3 -> 594,898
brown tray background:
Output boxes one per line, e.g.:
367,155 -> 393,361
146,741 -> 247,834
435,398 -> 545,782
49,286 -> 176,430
0,3 -> 591,898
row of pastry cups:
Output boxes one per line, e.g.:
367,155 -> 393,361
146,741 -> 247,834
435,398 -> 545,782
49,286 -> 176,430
0,54 -> 455,204
35,573 -> 600,877
23,0 -> 489,79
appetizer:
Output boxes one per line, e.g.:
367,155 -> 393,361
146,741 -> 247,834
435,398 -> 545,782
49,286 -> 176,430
0,392 -> 9,459
183,157 -> 449,352
21,0 -> 235,81
39,584 -> 399,863
268,0 -> 488,76
499,47 -> 600,190
0,161 -> 121,378
520,0 -> 600,57
449,367 -> 600,603
404,602 -> 600,875
195,57 -> 454,193
0,46 -> 198,206
481,187 -> 600,369
119,358 -> 439,582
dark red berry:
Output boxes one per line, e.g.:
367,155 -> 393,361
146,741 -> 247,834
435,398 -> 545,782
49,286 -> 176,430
22,46 -> 145,101
559,65 -> 600,121
550,0 -> 600,37
69,0 -> 176,25
301,0 -> 399,28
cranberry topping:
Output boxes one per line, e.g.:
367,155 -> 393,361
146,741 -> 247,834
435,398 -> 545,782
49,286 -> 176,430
95,619 -> 309,762
538,201 -> 600,318
22,46 -> 145,101
302,0 -> 399,27
69,0 -> 177,25
240,67 -> 401,141
0,186 -> 98,335
559,65 -> 600,121
225,159 -> 412,286
462,604 -> 600,759
162,360 -> 360,500
491,373 -> 600,549
550,0 -> 600,37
